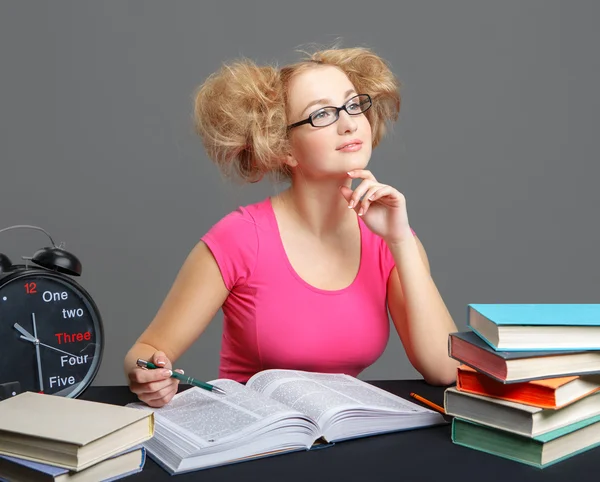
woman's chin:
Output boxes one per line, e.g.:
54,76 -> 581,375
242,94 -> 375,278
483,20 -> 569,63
345,157 -> 370,172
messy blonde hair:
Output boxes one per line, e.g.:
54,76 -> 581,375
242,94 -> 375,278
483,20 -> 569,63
193,47 -> 401,183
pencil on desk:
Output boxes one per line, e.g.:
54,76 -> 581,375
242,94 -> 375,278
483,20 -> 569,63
410,392 -> 446,414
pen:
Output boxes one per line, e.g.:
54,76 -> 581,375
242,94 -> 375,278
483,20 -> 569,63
410,392 -> 445,415
136,359 -> 227,395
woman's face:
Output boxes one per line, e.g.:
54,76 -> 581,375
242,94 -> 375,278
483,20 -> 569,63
286,65 -> 372,179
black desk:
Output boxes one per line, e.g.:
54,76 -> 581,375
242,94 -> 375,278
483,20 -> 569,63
82,381 -> 600,482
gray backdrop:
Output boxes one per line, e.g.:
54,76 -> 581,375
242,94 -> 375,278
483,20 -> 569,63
1,1 -> 599,386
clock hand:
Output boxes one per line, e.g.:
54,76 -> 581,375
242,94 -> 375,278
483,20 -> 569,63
37,341 -> 82,359
13,323 -> 35,342
32,314 -> 44,393
15,322 -> 87,359
14,321 -> 45,392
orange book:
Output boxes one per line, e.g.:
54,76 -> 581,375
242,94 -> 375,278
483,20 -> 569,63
456,365 -> 600,409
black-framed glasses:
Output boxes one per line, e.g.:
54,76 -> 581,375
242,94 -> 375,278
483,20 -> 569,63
287,94 -> 372,130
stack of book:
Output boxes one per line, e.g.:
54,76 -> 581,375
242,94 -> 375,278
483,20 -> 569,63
0,392 -> 154,481
444,303 -> 600,468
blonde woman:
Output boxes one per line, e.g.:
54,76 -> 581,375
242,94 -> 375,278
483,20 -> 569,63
125,47 -> 459,407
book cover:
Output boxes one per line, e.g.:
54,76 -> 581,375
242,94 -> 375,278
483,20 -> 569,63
449,331 -> 600,382
467,304 -> 600,351
456,365 -> 600,409
452,415 -> 600,468
469,304 -> 600,326
0,392 -> 154,471
0,445 -> 146,481
444,387 -> 600,437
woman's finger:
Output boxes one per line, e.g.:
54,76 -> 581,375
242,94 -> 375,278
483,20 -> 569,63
130,376 -> 176,396
139,384 -> 178,408
151,351 -> 172,369
347,169 -> 377,181
358,186 -> 388,216
129,366 -> 173,385
348,179 -> 378,209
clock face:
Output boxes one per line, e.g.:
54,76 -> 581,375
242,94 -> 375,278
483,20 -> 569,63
0,271 -> 103,399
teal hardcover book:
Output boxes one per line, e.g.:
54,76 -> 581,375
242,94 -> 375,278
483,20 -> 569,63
451,414 -> 600,468
467,304 -> 600,351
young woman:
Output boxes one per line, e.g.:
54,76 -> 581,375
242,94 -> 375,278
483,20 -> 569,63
125,47 -> 459,407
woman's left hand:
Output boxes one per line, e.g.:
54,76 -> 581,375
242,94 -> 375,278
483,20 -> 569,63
340,170 -> 412,245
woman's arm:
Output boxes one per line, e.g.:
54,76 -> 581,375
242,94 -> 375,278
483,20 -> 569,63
387,235 -> 459,386
124,241 -> 229,377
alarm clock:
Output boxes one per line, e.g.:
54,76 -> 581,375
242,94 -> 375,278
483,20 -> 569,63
0,225 -> 104,400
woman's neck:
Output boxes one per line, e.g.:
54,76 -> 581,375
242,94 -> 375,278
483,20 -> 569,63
274,176 -> 355,239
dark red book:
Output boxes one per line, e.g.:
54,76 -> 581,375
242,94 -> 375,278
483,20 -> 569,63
449,331 -> 600,383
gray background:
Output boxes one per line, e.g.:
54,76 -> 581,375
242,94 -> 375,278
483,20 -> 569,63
1,1 -> 599,386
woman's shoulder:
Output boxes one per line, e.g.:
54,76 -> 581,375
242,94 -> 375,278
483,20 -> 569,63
210,197 -> 271,228
200,198 -> 272,289
202,197 -> 274,244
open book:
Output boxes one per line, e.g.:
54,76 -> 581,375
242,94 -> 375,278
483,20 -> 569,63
127,369 -> 446,474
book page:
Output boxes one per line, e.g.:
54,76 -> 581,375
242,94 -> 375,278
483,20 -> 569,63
128,379 -> 316,449
247,370 -> 429,424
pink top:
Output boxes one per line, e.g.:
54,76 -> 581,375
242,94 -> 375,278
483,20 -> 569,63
202,198 -> 411,383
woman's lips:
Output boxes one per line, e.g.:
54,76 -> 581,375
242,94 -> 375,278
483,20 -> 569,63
337,140 -> 363,152
338,143 -> 362,152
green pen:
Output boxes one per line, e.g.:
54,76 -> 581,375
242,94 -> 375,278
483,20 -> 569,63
136,358 -> 227,395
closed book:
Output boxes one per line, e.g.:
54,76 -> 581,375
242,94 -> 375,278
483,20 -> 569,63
0,445 -> 145,481
449,331 -> 600,382
456,365 -> 600,409
467,304 -> 600,351
452,415 -> 600,468
444,387 -> 600,437
0,392 -> 154,472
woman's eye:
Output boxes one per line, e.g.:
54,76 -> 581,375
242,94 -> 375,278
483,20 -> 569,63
313,110 -> 330,119
347,102 -> 360,111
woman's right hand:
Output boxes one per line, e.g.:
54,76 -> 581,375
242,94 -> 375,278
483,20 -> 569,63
128,351 -> 182,408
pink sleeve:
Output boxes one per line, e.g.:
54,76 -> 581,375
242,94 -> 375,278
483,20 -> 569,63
201,208 -> 259,290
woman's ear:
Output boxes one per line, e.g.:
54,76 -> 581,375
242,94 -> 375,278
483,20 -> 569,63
284,153 -> 298,168
283,146 -> 298,168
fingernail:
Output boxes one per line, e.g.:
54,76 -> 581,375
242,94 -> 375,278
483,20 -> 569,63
156,359 -> 166,367
368,195 -> 374,201
175,369 -> 185,374
358,208 -> 364,216
348,201 -> 355,209
163,369 -> 173,377
347,172 -> 353,176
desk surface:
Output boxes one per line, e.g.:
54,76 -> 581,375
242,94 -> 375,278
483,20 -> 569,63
82,380 -> 600,482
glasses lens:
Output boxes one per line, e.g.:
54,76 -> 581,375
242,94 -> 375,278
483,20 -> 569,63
346,95 -> 371,115
311,107 -> 339,127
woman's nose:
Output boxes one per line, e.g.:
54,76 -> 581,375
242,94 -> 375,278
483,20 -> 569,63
337,111 -> 357,134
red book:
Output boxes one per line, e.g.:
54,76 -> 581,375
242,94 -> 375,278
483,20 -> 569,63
456,365 -> 600,409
